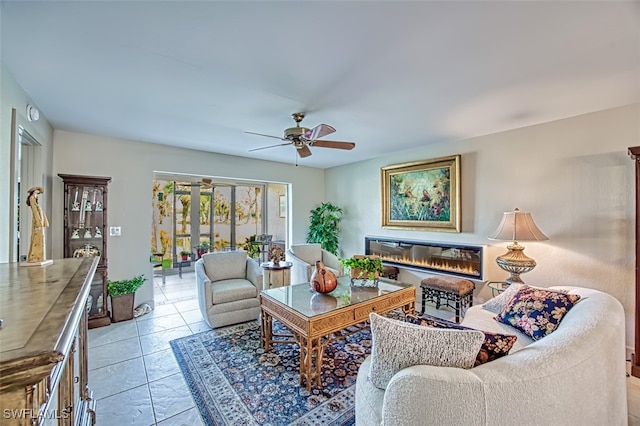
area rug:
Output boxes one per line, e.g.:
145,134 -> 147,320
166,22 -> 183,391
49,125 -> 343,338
170,320 -> 373,425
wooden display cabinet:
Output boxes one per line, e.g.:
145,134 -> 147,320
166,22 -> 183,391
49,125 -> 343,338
59,174 -> 112,328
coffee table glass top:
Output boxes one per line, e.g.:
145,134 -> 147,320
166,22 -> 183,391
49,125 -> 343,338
261,275 -> 413,318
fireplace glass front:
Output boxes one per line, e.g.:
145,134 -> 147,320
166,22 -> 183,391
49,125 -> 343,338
365,236 -> 484,280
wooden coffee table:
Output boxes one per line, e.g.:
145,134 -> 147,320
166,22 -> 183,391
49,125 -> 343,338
259,276 -> 415,390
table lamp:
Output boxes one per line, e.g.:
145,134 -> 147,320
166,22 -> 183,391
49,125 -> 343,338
488,208 -> 548,284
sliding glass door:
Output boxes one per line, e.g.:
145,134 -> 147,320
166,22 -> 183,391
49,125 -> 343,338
152,176 -> 283,265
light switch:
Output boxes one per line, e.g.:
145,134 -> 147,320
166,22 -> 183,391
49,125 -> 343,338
109,226 -> 121,236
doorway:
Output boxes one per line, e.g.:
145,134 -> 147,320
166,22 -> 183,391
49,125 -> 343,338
9,108 -> 43,263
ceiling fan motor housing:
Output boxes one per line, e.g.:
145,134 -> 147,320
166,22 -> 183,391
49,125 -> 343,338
284,126 -> 309,140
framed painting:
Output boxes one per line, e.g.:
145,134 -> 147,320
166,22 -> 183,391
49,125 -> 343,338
279,195 -> 287,218
381,155 -> 461,232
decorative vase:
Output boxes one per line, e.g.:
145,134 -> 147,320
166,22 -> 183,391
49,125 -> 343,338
310,260 -> 338,294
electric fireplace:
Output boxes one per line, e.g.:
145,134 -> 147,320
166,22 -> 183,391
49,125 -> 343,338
365,236 -> 484,280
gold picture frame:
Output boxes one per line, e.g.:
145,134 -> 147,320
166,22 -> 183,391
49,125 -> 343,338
381,155 -> 461,232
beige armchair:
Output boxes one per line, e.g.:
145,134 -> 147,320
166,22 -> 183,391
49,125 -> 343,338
196,251 -> 263,328
286,243 -> 344,285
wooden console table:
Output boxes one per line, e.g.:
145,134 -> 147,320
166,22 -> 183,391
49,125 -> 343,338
0,257 -> 98,425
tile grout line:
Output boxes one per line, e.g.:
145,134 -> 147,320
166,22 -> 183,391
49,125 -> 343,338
138,329 -> 159,426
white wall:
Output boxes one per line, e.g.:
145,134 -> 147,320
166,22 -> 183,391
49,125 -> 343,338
51,130 -> 325,306
326,103 -> 640,351
267,183 -> 287,242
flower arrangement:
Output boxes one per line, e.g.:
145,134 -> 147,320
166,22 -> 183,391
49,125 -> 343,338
269,245 -> 284,263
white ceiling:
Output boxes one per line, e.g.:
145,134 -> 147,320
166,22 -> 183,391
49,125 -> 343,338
1,1 -> 639,169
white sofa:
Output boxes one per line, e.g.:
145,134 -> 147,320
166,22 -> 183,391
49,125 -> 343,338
355,286 -> 628,426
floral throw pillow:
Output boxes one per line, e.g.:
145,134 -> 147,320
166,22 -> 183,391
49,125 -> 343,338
495,286 -> 581,340
406,314 -> 517,366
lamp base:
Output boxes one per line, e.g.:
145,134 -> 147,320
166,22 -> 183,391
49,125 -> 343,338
495,242 -> 536,285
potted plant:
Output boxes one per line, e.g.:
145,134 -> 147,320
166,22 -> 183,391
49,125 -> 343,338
242,235 -> 261,259
340,255 -> 384,281
180,250 -> 191,261
107,274 -> 146,322
306,202 -> 343,256
194,241 -> 213,258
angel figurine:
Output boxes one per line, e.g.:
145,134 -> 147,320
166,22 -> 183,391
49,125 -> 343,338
94,227 -> 102,238
84,201 -> 92,211
95,201 -> 103,211
71,229 -> 80,239
83,228 -> 92,239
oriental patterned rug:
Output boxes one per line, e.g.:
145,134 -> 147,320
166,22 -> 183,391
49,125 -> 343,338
170,320 -> 373,425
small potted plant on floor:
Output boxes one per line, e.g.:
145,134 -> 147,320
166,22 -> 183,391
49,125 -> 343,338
340,255 -> 384,285
108,274 -> 146,322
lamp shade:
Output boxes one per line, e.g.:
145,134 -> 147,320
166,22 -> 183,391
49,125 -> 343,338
488,208 -> 548,242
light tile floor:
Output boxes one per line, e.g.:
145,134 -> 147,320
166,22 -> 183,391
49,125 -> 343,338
89,271 -> 640,425
88,269 -> 206,426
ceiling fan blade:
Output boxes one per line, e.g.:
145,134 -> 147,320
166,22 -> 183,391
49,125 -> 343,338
309,140 -> 356,150
296,144 -> 312,158
303,124 -> 335,141
249,142 -> 292,152
245,131 -> 286,141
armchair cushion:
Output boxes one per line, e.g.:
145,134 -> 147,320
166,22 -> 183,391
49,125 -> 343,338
210,278 -> 258,304
202,251 -> 247,282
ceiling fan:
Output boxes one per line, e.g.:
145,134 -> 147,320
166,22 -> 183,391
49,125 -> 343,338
181,177 -> 213,189
246,112 -> 356,158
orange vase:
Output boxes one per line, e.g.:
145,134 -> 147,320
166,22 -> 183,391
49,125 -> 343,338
310,260 -> 338,294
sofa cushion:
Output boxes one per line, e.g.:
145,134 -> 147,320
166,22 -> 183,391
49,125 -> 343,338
368,313 -> 484,389
495,285 -> 581,340
406,314 -> 517,366
202,251 -> 247,282
210,278 -> 257,304
482,283 -> 523,314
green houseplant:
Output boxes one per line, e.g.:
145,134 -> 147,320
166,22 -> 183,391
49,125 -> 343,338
243,235 -> 261,259
306,202 -> 343,256
194,240 -> 213,258
180,250 -> 191,261
340,255 -> 384,280
108,274 -> 146,322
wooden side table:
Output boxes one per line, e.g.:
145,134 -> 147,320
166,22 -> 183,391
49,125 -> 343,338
260,261 -> 293,289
